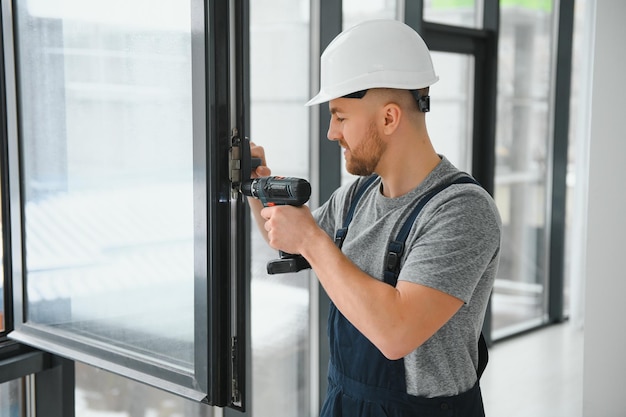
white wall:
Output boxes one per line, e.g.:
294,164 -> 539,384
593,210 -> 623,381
583,1 -> 626,415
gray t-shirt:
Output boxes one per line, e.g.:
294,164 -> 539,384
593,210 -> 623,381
313,156 -> 502,398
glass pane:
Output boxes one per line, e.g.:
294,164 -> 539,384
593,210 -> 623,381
343,0 -> 397,29
428,52 -> 474,172
76,362 -> 213,416
0,379 -> 24,417
16,0 -> 194,369
250,1 -> 311,416
493,1 -> 555,338
424,0 -> 482,29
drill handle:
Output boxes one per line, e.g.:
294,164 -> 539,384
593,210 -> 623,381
266,251 -> 311,275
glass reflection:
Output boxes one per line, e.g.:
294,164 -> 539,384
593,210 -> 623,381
428,52 -> 474,172
16,0 -> 194,367
0,379 -> 23,417
424,0 -> 482,29
493,1 -> 555,337
75,363 -> 213,417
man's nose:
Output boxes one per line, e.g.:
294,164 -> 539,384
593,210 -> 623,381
327,123 -> 340,142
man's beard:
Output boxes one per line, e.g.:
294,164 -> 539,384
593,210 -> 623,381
345,122 -> 387,176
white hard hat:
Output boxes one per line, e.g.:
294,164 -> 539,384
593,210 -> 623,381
306,19 -> 439,106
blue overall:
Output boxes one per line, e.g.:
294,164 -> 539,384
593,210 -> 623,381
320,175 -> 487,417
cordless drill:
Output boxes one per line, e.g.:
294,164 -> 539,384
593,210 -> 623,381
241,176 -> 312,274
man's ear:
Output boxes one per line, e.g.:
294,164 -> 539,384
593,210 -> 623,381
382,103 -> 401,135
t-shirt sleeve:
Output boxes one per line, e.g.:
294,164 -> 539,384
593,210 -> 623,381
398,185 -> 502,303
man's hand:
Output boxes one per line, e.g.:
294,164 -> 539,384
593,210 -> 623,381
260,204 -> 321,255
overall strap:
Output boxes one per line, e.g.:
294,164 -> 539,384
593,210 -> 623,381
383,175 -> 479,286
334,175 -> 379,249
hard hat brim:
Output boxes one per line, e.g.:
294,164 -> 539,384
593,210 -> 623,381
305,91 -> 333,107
305,74 -> 439,107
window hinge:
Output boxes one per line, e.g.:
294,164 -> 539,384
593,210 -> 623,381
231,336 -> 241,406
229,128 -> 242,187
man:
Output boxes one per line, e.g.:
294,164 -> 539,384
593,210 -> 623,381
249,19 -> 501,417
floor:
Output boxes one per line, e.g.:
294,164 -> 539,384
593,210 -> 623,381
480,322 -> 584,417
